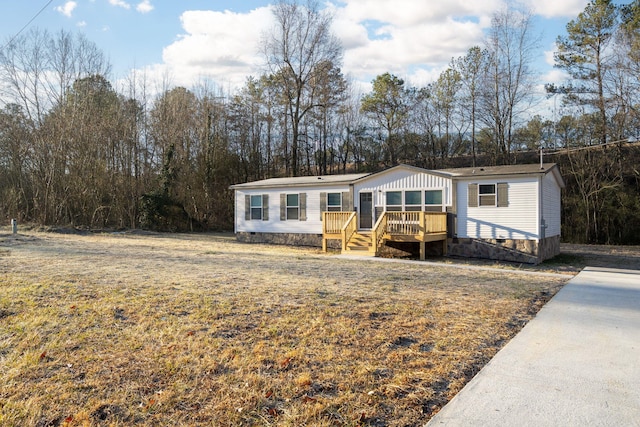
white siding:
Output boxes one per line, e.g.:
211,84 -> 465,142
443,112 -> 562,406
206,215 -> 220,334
353,169 -> 452,208
457,177 -> 540,240
234,185 -> 350,234
542,172 -> 562,237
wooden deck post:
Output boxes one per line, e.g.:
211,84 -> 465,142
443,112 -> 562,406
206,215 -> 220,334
420,241 -> 426,261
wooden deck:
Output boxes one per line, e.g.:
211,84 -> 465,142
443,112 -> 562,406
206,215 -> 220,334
323,211 -> 448,260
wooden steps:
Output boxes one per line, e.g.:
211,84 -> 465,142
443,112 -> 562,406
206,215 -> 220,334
343,232 -> 375,255
324,211 -> 448,259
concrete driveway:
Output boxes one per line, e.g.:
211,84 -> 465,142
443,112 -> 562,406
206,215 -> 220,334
427,266 -> 640,427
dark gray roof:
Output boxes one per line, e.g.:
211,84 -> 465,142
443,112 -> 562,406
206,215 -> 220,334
439,163 -> 558,177
229,173 -> 370,189
230,163 -> 564,189
438,163 -> 564,187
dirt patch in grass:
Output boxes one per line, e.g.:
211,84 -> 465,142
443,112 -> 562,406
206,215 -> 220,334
0,231 -> 568,426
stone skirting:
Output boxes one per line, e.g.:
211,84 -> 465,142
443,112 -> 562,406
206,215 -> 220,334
236,232 -> 561,263
447,236 -> 560,265
236,231 -> 342,249
537,235 -> 561,262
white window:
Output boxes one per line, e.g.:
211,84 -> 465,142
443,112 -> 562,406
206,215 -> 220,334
404,190 -> 422,211
385,191 -> 402,211
250,195 -> 263,220
385,189 -> 445,212
424,189 -> 443,212
327,193 -> 342,212
286,194 -> 299,220
479,184 -> 496,207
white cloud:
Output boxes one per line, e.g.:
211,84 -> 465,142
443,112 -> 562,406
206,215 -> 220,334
406,65 -> 449,88
55,1 -> 77,18
345,18 -> 485,74
522,0 -> 588,18
160,7 -> 274,88
332,0 -> 497,85
544,43 -> 557,67
148,0 -> 570,92
77,20 -> 87,28
530,65 -> 572,119
109,0 -> 131,10
338,0 -> 503,26
147,1 -> 501,91
543,68 -> 570,87
137,0 -> 153,14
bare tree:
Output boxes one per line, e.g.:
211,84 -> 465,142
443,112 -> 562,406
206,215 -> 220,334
0,29 -> 111,224
456,47 -> 488,166
611,2 -> 640,139
261,0 -> 343,176
482,7 -> 539,164
432,66 -> 462,160
306,60 -> 348,175
0,28 -> 110,126
0,103 -> 33,220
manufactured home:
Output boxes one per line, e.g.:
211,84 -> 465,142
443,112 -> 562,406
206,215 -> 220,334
230,163 -> 564,264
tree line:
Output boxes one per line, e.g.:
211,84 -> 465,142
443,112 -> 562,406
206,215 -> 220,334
1,0 -> 639,244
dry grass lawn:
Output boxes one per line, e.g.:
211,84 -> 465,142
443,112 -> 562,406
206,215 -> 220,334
0,230 -> 570,426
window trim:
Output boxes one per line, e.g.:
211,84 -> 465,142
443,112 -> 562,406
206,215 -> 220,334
286,193 -> 299,220
478,183 -> 497,207
385,191 -> 403,212
383,189 -> 445,212
245,194 -> 268,221
250,195 -> 263,220
468,182 -> 508,208
424,189 -> 444,212
404,190 -> 422,211
327,192 -> 342,212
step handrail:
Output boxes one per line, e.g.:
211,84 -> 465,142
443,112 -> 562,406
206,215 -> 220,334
370,212 -> 388,256
340,212 -> 357,252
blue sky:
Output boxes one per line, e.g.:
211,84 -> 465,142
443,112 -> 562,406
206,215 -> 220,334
0,0 -> 626,96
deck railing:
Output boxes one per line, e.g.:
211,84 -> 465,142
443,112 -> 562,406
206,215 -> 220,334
386,211 -> 420,235
423,212 -> 447,235
385,211 -> 448,237
323,210 -> 447,255
323,211 -> 353,235
340,212 -> 357,252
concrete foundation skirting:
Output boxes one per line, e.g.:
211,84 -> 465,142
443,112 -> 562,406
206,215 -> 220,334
447,235 -> 561,264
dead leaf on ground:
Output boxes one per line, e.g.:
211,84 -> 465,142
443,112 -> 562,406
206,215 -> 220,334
279,357 -> 291,369
302,394 -> 317,403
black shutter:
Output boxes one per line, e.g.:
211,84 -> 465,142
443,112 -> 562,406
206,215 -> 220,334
244,195 -> 250,220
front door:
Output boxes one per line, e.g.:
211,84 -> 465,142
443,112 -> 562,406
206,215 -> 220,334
359,192 -> 373,229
